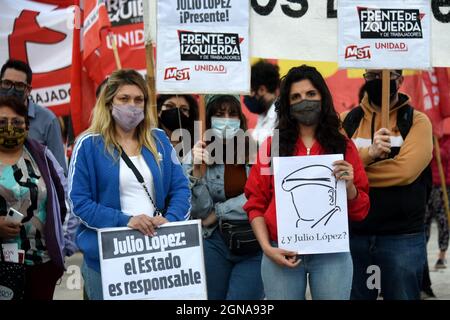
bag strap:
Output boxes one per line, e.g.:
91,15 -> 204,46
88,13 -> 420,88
342,106 -> 364,138
119,147 -> 163,216
396,104 -> 414,139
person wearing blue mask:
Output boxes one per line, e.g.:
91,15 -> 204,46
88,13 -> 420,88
184,94 -> 264,300
0,59 -> 67,174
244,60 -> 280,145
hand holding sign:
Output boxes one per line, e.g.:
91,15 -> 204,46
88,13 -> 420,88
332,160 -> 357,200
369,128 -> 392,159
264,246 -> 301,268
192,141 -> 212,178
152,216 -> 169,227
128,214 -> 158,236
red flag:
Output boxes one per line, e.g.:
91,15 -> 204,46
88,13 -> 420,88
420,68 -> 449,138
82,0 -> 110,61
96,3 -> 146,77
436,68 -> 450,118
69,0 -> 98,137
70,1 -> 82,137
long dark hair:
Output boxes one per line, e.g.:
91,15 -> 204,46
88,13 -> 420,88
156,94 -> 199,149
276,65 -> 347,156
205,95 -> 253,164
205,95 -> 247,131
156,94 -> 199,124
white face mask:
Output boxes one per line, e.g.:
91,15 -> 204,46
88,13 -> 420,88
211,117 -> 241,139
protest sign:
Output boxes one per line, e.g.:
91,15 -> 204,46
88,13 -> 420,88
273,154 -> 349,254
156,0 -> 250,93
99,220 -> 207,300
338,0 -> 431,69
250,0 -> 450,67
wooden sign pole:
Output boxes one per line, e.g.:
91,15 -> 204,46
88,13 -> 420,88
381,69 -> 390,128
198,95 -> 206,175
145,43 -> 158,124
109,33 -> 122,70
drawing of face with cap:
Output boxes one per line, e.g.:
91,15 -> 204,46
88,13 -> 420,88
282,164 -> 341,228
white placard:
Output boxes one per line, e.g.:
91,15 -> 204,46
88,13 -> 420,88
338,0 -> 431,69
432,7 -> 450,68
98,220 -> 207,300
1,243 -> 18,263
250,0 -> 449,67
273,155 -> 349,255
156,0 -> 250,94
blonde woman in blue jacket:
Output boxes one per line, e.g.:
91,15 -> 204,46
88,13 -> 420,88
68,69 -> 191,300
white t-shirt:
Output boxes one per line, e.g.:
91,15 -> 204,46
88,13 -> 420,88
119,155 -> 155,217
252,102 -> 277,145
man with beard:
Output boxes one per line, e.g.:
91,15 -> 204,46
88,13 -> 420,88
341,69 -> 433,300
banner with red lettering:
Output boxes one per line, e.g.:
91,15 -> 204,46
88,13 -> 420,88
98,0 -> 146,81
156,0 -> 250,94
0,0 -> 75,116
338,0 -> 431,69
250,0 -> 450,67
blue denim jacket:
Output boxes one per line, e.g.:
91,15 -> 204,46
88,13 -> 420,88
184,162 -> 251,238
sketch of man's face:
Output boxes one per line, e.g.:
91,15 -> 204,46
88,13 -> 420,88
282,165 -> 340,228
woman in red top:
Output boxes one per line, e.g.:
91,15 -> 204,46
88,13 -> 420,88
244,65 -> 370,300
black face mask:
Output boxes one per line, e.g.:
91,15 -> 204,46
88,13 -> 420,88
243,95 -> 269,114
290,100 -> 321,126
159,108 -> 191,132
365,79 -> 398,107
0,87 -> 26,102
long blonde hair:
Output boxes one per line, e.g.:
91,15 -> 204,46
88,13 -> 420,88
87,69 -> 159,160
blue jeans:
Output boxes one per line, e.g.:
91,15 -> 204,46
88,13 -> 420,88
350,232 -> 426,300
81,261 -> 103,300
261,243 -> 353,300
203,229 -> 264,300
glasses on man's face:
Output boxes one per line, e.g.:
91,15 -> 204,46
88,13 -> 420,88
0,117 -> 26,128
363,72 -> 402,81
0,79 -> 29,92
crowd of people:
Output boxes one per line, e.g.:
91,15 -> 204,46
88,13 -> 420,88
0,58 -> 447,300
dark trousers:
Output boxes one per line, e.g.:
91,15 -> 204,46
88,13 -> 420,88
350,232 -> 426,300
425,186 -> 449,252
422,259 -> 432,291
24,261 -> 62,300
